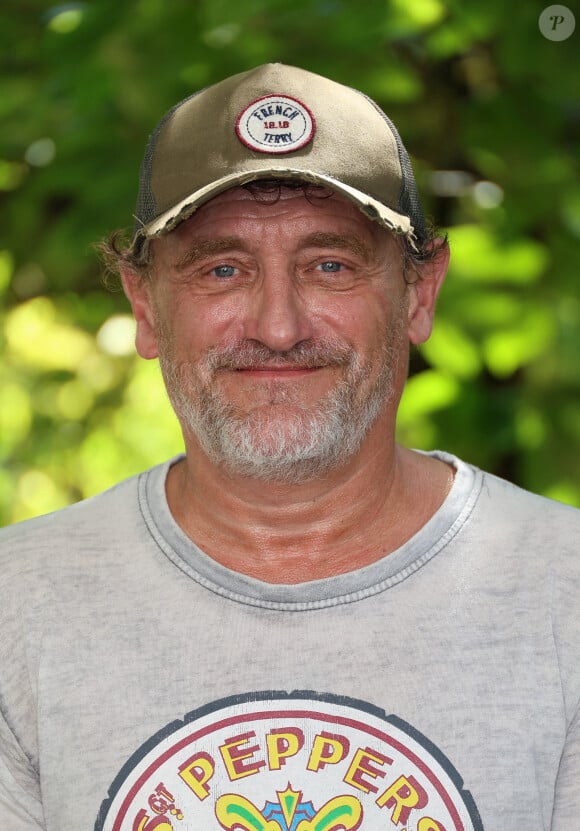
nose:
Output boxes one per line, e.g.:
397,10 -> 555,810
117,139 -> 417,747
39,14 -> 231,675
245,269 -> 313,352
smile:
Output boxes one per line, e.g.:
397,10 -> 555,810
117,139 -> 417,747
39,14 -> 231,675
233,366 -> 321,378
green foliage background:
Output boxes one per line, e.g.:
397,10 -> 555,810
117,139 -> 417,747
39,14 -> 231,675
1,0 -> 579,524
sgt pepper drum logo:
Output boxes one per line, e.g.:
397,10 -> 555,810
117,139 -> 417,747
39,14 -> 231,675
95,691 -> 483,831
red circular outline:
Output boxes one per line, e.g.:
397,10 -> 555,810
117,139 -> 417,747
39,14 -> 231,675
235,93 -> 316,155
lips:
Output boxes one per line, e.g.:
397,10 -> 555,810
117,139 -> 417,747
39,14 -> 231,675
233,365 -> 321,377
235,365 -> 319,371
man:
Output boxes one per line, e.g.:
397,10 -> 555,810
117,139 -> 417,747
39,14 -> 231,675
0,64 -> 578,831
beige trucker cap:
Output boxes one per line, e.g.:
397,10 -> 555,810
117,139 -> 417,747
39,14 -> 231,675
131,63 -> 427,252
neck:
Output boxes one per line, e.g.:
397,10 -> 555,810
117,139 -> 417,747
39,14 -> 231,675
165,424 -> 454,583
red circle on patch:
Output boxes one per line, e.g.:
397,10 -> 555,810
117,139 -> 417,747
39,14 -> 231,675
236,94 -> 316,155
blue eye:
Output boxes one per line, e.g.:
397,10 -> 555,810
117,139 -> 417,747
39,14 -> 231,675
318,261 -> 343,273
211,265 -> 237,279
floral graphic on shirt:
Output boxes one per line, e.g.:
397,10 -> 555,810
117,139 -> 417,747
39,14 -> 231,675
215,786 -> 361,830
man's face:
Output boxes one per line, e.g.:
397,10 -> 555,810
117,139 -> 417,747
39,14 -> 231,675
124,186 -> 444,482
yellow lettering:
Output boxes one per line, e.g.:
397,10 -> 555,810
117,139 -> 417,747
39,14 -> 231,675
266,728 -> 304,770
219,731 -> 266,781
376,775 -> 428,825
178,752 -> 215,801
343,746 -> 391,793
307,731 -> 350,773
132,810 -> 173,831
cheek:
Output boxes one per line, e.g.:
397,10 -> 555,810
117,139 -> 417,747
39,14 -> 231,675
329,291 -> 407,347
153,293 -> 231,356
204,298 -> 249,338
310,290 -> 379,331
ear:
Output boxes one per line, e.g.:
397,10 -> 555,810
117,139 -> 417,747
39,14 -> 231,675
120,267 -> 159,359
407,241 -> 450,346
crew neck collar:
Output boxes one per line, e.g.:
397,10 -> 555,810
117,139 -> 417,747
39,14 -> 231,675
138,452 -> 482,610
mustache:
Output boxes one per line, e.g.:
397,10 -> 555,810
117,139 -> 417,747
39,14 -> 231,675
204,339 -> 355,371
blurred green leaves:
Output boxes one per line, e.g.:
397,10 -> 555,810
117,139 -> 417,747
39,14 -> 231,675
1,271 -> 181,522
1,0 -> 579,523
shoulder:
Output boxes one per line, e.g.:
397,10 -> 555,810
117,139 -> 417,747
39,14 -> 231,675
0,460 -> 172,585
437,451 -> 580,539
433,451 -> 580,584
439,454 -> 580,716
452,456 -> 580,629
477,465 -> 580,545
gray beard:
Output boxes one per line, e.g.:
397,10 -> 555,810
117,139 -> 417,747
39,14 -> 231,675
158,330 -> 405,484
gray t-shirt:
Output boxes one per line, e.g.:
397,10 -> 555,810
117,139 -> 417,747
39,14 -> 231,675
0,452 -> 579,830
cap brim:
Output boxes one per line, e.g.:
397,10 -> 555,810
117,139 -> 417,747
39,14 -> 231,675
132,168 -> 416,252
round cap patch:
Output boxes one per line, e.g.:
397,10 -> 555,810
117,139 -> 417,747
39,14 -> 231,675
236,94 -> 315,155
